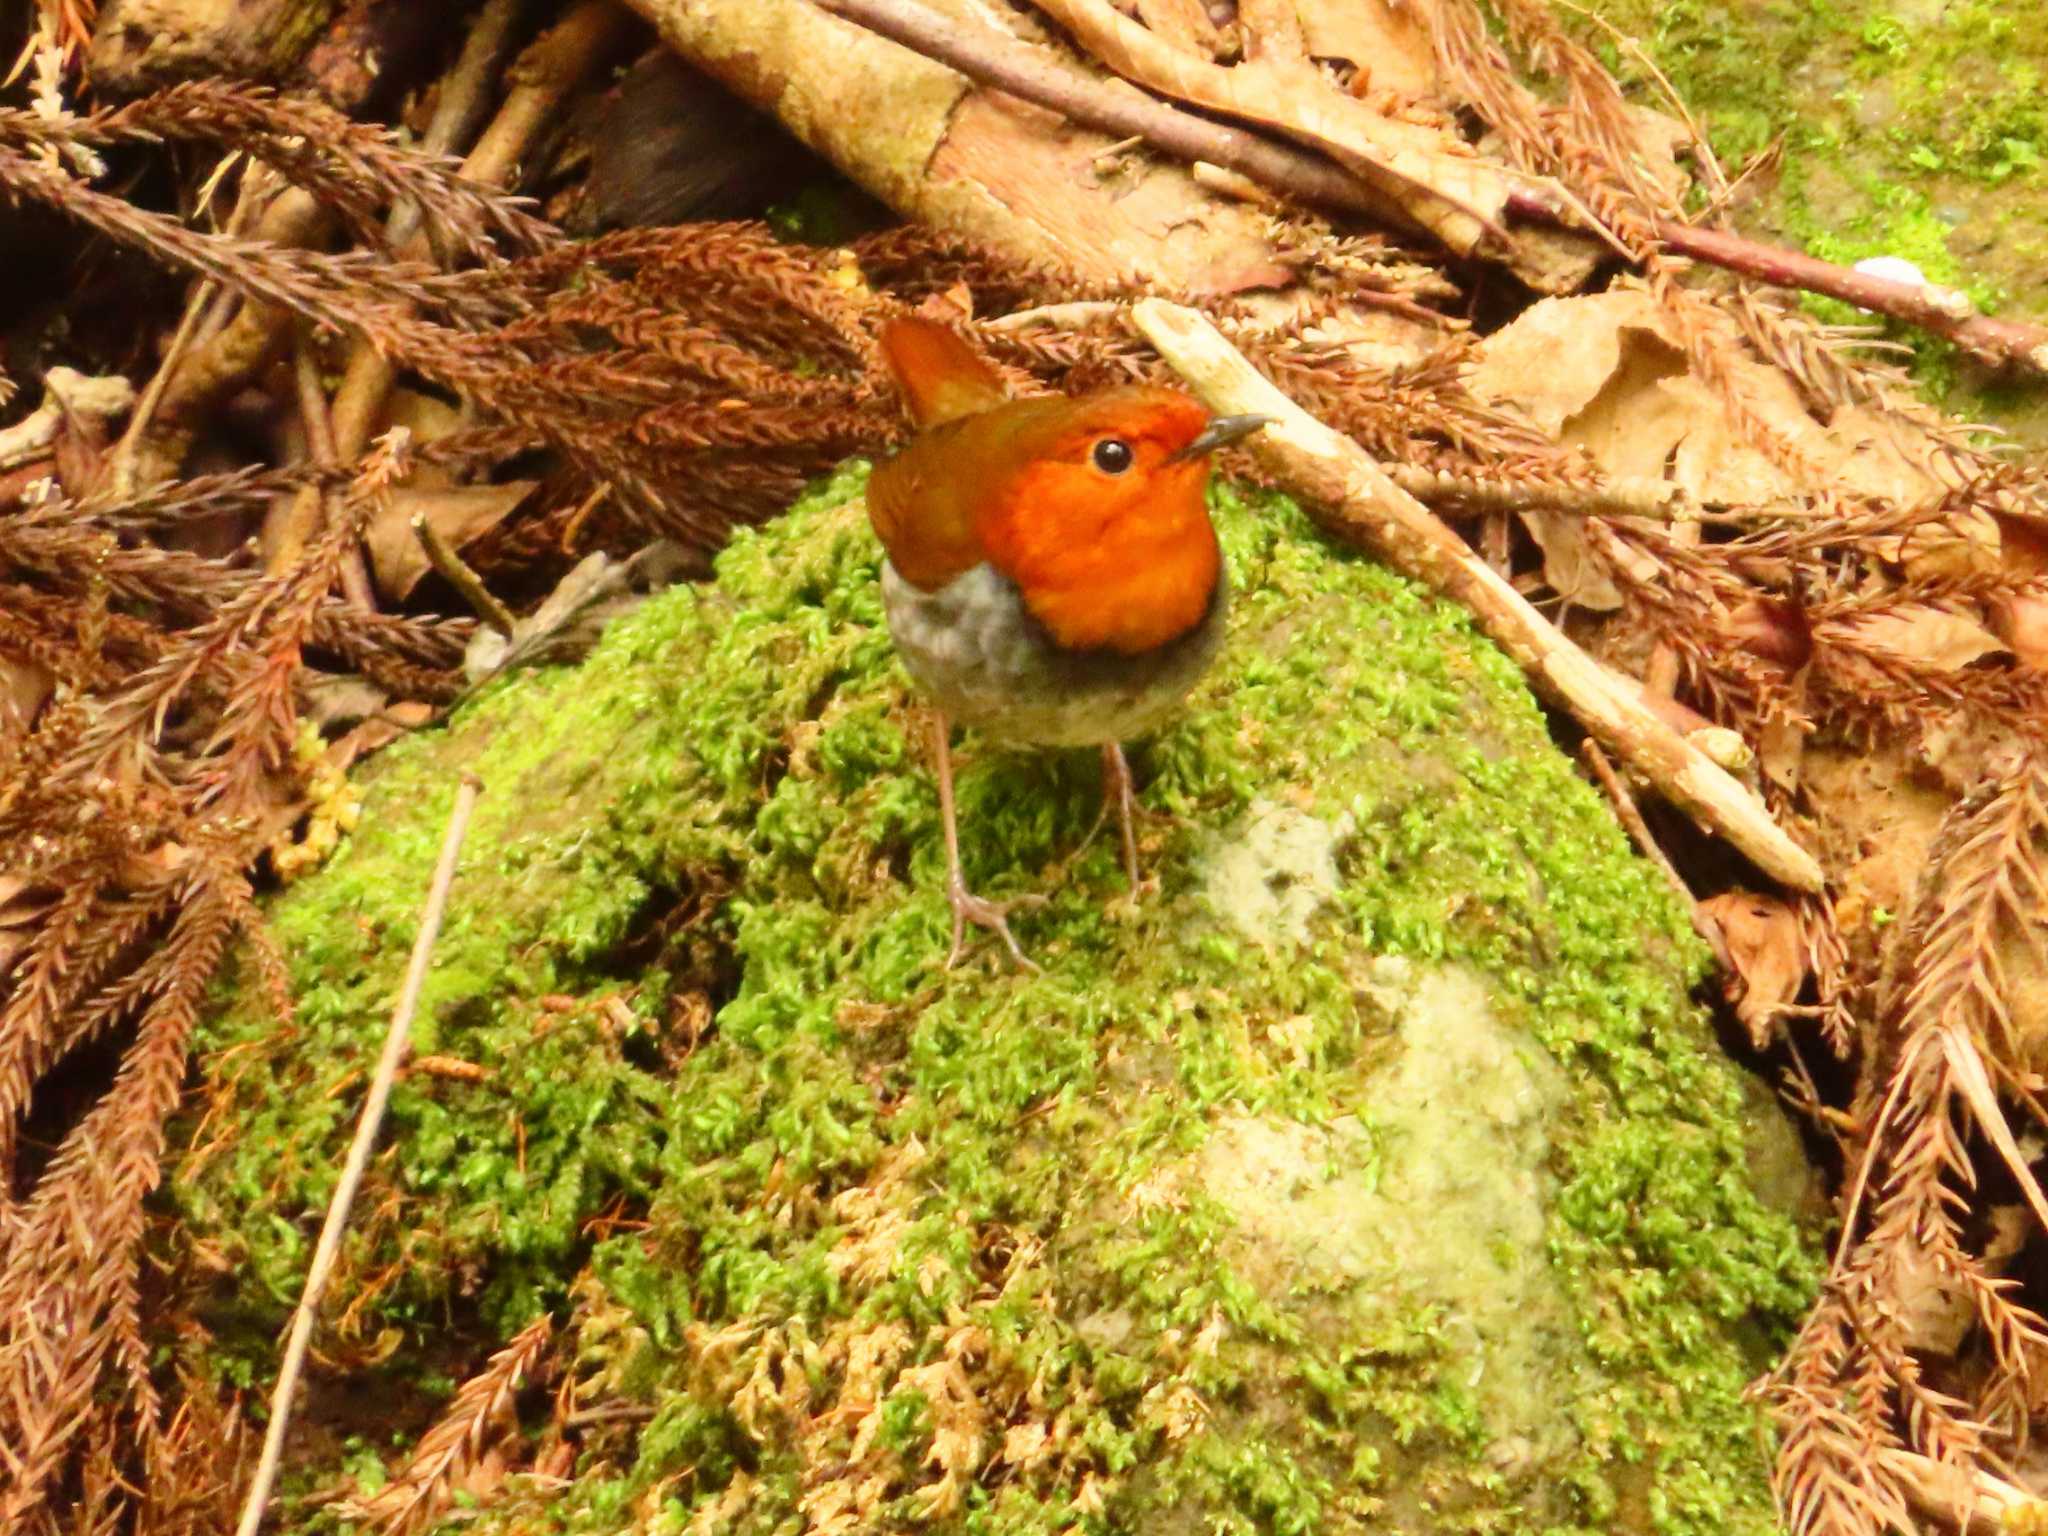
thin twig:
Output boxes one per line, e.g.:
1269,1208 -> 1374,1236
413,513 -> 515,636
562,1402 -> 657,1429
265,0 -> 560,577
1581,739 -> 1729,967
1131,296 -> 1824,891
1641,215 -> 2048,378
104,160 -> 275,496
234,772 -> 484,1536
284,331 -> 377,609
388,0 -> 528,249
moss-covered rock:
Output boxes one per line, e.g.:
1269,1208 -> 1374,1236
176,468 -> 1819,1534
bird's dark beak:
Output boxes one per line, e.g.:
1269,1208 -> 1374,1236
1166,412 -> 1273,464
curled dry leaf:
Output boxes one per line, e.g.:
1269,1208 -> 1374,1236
1699,890 -> 1808,1047
0,368 -> 135,472
329,700 -> 437,773
1986,514 -> 2048,671
1724,599 -> 1814,789
1292,0 -> 1442,98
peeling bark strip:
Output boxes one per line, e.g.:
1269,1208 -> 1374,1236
1130,297 -> 1825,893
627,0 -> 1292,293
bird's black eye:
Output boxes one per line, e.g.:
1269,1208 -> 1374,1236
1092,438 -> 1134,474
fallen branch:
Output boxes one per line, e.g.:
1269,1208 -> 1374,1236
808,0 -> 1400,225
818,0 -> 2048,376
234,772 -> 484,1536
1131,297 -> 1824,891
1639,216 -> 2048,378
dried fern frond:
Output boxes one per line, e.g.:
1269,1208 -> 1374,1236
0,144 -> 520,349
0,80 -> 553,262
1764,758 -> 2048,1536
0,444 -> 425,1522
338,1314 -> 554,1535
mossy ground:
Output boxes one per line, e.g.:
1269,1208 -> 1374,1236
173,470 -> 1817,1534
1574,0 -> 2048,438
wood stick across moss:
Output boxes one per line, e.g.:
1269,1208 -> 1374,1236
1130,297 -> 1825,893
234,773 -> 484,1536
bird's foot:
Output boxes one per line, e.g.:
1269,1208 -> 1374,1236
945,873 -> 1047,972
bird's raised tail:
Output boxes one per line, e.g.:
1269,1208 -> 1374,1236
877,316 -> 1010,429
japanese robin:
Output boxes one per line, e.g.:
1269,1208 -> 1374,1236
866,317 -> 1269,967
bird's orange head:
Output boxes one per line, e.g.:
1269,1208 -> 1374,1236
867,318 -> 1268,655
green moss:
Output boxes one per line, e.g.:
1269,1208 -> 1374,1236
176,470 -> 1817,1535
1574,0 -> 2048,435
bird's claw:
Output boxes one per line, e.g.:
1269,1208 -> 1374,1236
945,876 -> 1047,972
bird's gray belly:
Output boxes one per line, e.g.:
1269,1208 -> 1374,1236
880,561 -> 1227,747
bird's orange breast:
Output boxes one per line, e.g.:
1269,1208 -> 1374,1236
975,450 -> 1219,655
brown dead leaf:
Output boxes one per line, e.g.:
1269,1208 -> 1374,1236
1467,285 -> 1950,507
1719,600 -> 1814,788
382,388 -> 469,492
1522,511 -> 1625,610
1756,686 -> 1811,792
1134,0 -> 1224,57
1899,507 -> 2002,582
1992,589 -> 2048,672
1467,292 -> 1677,440
301,670 -> 390,732
1700,890 -> 1807,1046
1984,1204 -> 2032,1272
1726,598 -> 1814,671
330,700 -> 436,773
366,482 -> 538,601
1289,0 -> 1440,99
1833,605 -> 2008,672
1887,1244 -> 1975,1357
0,875 -> 52,979
42,369 -> 136,497
0,652 -> 54,738
1993,511 -> 2048,577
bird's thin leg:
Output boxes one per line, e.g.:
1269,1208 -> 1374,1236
932,711 -> 1043,971
1100,741 -> 1141,889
